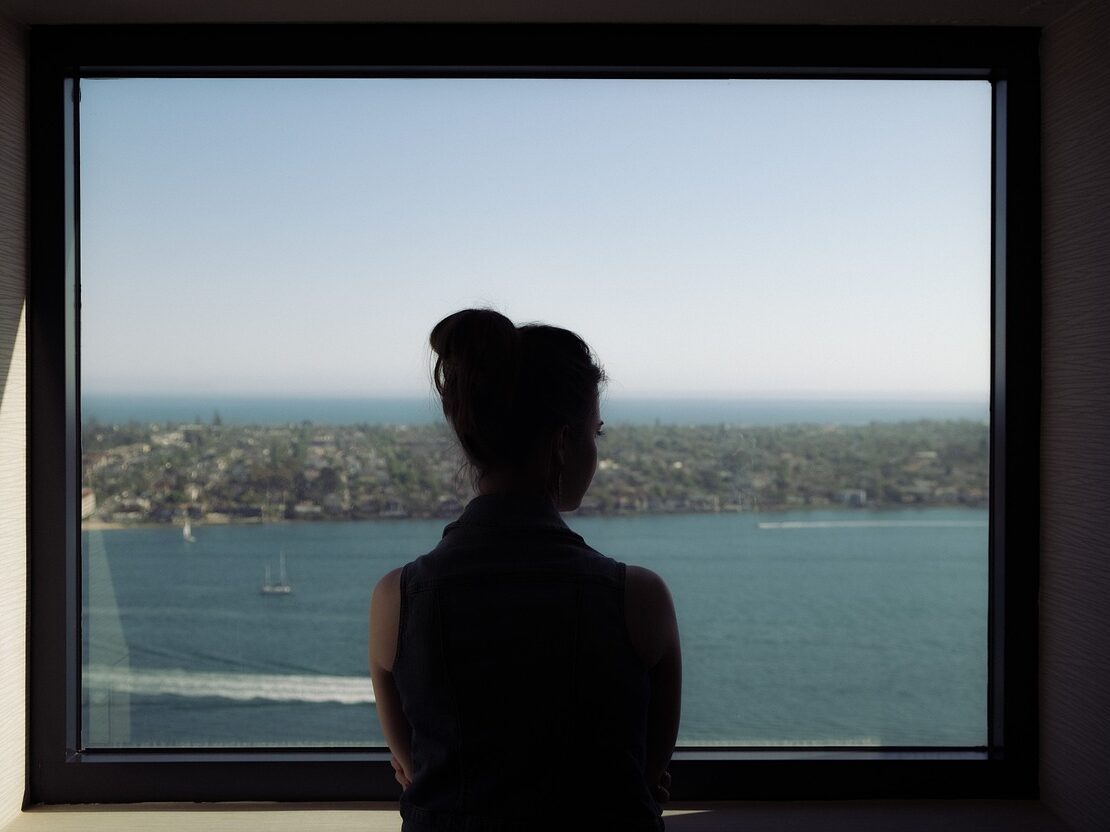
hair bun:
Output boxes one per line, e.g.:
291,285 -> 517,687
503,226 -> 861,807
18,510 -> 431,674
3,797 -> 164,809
430,310 -> 520,465
429,308 -> 517,367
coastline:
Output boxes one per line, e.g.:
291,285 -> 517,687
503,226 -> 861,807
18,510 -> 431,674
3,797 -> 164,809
81,502 -> 988,532
83,518 -> 290,532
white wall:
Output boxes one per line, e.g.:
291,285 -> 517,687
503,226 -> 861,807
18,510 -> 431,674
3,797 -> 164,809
0,13 -> 28,825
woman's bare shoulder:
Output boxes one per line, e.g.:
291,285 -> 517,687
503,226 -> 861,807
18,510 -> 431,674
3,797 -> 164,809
624,564 -> 679,669
369,567 -> 404,673
625,564 -> 671,603
373,566 -> 404,596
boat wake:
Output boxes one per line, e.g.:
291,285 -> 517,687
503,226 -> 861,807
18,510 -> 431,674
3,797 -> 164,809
84,665 -> 374,705
758,519 -> 988,530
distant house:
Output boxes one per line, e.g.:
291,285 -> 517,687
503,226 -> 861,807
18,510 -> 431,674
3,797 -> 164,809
290,501 -> 323,519
213,505 -> 264,520
840,488 -> 868,507
380,500 -> 408,518
117,496 -> 151,514
321,494 -> 346,515
80,488 -> 96,520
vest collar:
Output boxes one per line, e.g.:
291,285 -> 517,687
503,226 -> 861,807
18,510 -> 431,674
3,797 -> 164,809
443,493 -> 575,537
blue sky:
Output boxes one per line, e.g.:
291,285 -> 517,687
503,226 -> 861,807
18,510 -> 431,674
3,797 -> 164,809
79,78 -> 991,398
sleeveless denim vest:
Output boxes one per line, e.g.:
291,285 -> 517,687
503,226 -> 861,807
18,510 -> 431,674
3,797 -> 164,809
392,494 -> 664,832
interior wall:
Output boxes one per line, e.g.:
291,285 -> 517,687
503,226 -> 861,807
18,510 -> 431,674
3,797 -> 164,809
0,2 -> 1108,829
0,12 -> 28,825
1040,1 -> 1110,830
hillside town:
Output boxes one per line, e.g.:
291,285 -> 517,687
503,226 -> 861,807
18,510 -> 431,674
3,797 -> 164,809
81,418 -> 988,526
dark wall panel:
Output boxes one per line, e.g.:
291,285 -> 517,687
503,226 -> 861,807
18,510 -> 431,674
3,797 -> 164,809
1041,2 -> 1110,830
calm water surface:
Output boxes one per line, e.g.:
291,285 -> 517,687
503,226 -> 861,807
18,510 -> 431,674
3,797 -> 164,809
83,508 -> 987,748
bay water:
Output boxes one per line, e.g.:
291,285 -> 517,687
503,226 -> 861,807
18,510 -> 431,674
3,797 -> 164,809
83,507 -> 987,749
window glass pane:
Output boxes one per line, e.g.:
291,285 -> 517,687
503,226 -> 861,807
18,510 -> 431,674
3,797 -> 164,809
80,78 -> 990,748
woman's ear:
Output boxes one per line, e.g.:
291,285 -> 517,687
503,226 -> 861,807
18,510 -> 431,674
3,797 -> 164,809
553,424 -> 569,465
546,426 -> 569,505
549,426 -> 568,481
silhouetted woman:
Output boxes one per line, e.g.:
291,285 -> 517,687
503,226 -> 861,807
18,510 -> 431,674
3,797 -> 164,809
370,308 -> 681,831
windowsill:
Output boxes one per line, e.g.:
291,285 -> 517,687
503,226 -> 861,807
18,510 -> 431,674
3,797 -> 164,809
5,801 -> 1070,832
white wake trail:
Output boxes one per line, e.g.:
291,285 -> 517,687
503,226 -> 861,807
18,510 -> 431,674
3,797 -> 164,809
85,666 -> 375,705
758,520 -> 988,530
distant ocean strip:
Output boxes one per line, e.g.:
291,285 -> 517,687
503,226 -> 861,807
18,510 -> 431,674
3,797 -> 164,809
81,395 -> 988,427
85,666 -> 375,705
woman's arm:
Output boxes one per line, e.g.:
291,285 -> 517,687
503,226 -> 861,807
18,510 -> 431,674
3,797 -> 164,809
625,564 -> 682,799
369,567 -> 414,787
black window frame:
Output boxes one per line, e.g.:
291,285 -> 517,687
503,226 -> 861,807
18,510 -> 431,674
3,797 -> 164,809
27,23 -> 1041,804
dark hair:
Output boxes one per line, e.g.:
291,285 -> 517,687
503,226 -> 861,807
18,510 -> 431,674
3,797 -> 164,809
430,309 -> 604,478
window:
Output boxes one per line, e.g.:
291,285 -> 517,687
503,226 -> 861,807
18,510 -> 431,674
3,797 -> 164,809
29,24 -> 1040,803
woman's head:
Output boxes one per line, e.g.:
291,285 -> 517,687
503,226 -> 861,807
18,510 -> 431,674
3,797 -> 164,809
430,308 -> 605,509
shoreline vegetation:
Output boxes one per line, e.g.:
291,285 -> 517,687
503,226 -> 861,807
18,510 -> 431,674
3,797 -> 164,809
81,418 -> 988,527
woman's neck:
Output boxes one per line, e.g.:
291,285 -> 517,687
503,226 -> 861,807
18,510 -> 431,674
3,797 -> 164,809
477,468 -> 553,502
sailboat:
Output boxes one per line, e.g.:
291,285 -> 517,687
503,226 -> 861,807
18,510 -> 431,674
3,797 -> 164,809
182,519 -> 196,543
260,552 -> 293,596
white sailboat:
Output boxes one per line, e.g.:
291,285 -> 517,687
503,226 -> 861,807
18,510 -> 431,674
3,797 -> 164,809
261,552 -> 293,596
182,519 -> 196,543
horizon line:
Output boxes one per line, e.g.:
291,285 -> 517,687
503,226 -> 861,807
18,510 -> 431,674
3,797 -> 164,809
82,391 -> 990,402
